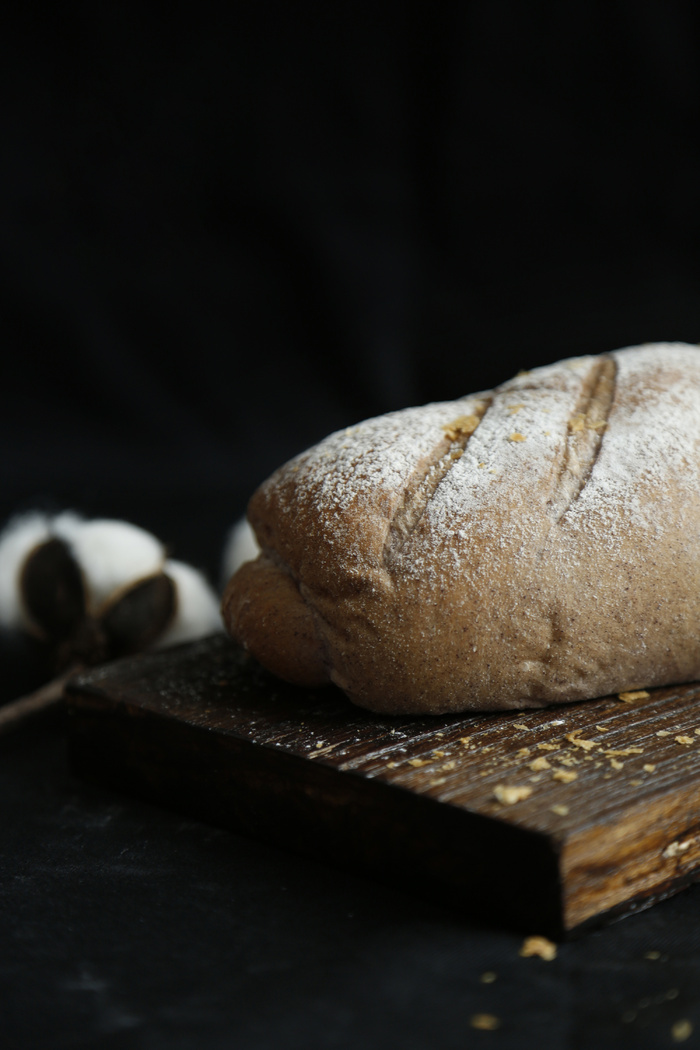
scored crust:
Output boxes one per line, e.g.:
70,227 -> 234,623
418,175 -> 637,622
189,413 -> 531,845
222,343 -> 700,714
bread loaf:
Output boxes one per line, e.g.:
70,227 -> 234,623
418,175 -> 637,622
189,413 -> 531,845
222,343 -> 700,714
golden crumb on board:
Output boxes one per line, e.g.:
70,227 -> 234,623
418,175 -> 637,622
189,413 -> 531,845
429,777 -> 447,787
595,724 -> 610,732
663,839 -> 694,859
513,722 -> 529,730
618,690 -> 650,701
675,736 -> 694,745
609,759 -> 624,771
630,779 -> 643,786
550,804 -> 570,816
643,764 -> 657,773
508,432 -> 526,442
552,770 -> 578,783
537,742 -> 559,751
529,756 -> 551,772
519,935 -> 557,961
470,1014 -> 500,1031
517,747 -> 531,757
493,784 -> 533,805
479,971 -> 498,984
566,732 -> 597,751
408,758 -> 428,767
604,748 -> 644,756
459,737 -> 472,746
439,761 -> 456,771
671,1019 -> 693,1042
432,750 -> 446,758
386,761 -> 397,769
657,730 -> 671,737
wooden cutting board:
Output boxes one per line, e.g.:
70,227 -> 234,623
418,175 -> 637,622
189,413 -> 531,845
65,634 -> 700,939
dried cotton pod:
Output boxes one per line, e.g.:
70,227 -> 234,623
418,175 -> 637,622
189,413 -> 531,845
0,511 -> 223,675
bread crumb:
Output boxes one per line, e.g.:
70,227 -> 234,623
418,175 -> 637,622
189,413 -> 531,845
408,758 -> 428,767
643,764 -> 656,773
508,432 -> 526,442
569,414 -> 586,433
439,761 -> 456,771
595,725 -> 610,732
663,839 -> 694,859
537,742 -> 559,751
493,784 -> 533,805
459,737 -> 472,746
609,758 -> 624,770
480,971 -> 497,984
513,723 -> 529,730
604,748 -> 644,756
432,750 -> 446,758
550,804 -> 570,816
529,756 -> 551,771
566,732 -> 597,751
386,761 -> 397,769
519,935 -> 557,961
429,777 -> 447,787
443,414 -> 481,441
618,690 -> 650,701
552,770 -> 578,783
470,1014 -> 500,1031
675,736 -> 694,745
671,1019 -> 693,1042
630,779 -> 643,786
657,731 -> 671,737
516,747 -> 531,757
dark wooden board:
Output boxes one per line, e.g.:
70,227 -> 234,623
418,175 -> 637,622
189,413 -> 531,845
65,635 -> 700,939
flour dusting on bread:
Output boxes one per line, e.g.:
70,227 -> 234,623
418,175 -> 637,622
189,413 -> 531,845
223,343 -> 700,714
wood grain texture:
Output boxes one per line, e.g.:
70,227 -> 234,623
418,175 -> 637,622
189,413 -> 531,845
65,635 -> 700,938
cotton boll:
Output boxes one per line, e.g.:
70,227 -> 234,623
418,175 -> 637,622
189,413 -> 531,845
0,513 -> 53,631
221,517 -> 260,587
60,519 -> 166,613
155,559 -> 223,649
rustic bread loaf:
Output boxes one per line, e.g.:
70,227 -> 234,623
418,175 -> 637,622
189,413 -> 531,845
222,343 -> 700,714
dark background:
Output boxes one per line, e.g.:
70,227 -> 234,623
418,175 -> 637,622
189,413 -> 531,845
3,2 -> 699,580
3,4 -> 700,1047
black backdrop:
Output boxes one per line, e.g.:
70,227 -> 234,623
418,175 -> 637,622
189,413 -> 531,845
3,2 -> 699,579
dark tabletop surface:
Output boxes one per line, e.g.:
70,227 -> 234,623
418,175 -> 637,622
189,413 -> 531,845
4,714 -> 700,1050
3,4 -> 700,1046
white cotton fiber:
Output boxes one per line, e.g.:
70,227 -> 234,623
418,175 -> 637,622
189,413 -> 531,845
221,517 -> 260,587
0,513 -> 53,630
57,518 -> 165,612
155,559 -> 223,649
